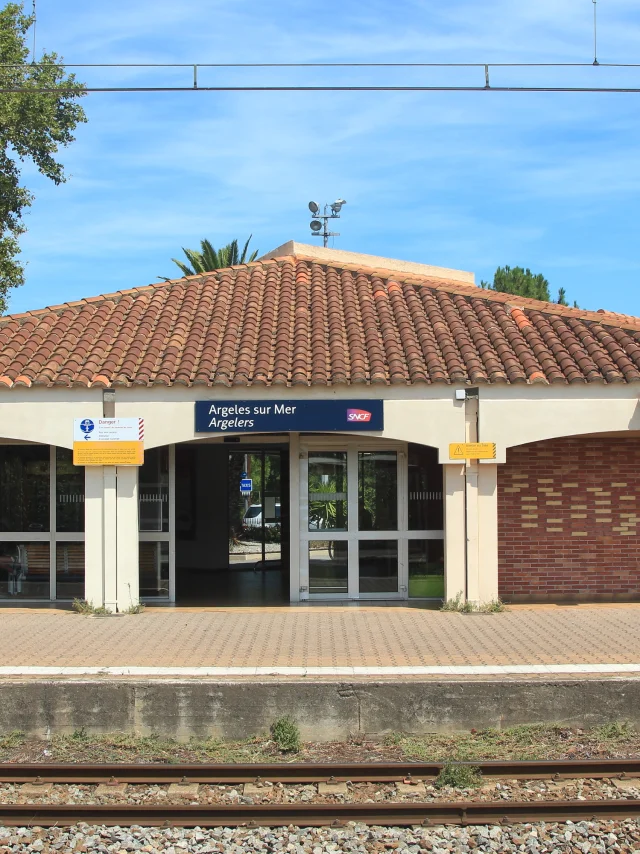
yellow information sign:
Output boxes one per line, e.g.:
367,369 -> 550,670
73,441 -> 144,466
449,442 -> 496,460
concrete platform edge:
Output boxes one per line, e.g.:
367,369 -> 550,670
1,678 -> 639,741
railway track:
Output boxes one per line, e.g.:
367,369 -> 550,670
0,799 -> 638,827
0,760 -> 638,827
1,758 -> 640,784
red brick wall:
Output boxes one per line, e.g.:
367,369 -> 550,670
498,437 -> 640,599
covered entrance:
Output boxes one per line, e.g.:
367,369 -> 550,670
137,442 -> 289,606
138,437 -> 443,606
174,443 -> 289,605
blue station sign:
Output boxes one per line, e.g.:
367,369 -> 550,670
195,400 -> 384,434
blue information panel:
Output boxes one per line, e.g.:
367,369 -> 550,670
240,478 -> 252,494
195,400 -> 384,434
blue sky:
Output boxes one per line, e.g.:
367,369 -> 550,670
10,0 -> 640,315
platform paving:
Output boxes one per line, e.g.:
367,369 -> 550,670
0,604 -> 638,675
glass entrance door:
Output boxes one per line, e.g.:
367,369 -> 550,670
228,451 -> 282,572
301,443 -> 444,600
304,447 -> 402,598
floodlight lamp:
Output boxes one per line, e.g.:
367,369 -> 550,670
310,220 -> 323,232
308,201 -> 320,214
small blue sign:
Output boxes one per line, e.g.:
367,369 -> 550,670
195,400 -> 384,434
240,478 -> 252,495
80,419 -> 95,440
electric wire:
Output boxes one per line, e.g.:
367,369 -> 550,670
3,58 -> 640,94
1,61 -> 640,68
1,85 -> 640,93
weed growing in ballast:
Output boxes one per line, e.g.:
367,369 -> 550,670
434,762 -> 482,789
270,716 -> 301,753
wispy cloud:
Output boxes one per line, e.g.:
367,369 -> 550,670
9,0 -> 640,316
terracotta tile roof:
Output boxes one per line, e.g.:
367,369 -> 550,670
1,254 -> 640,388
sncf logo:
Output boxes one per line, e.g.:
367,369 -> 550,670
347,408 -> 372,422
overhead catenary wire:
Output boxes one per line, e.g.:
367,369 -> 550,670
1,85 -> 640,93
2,57 -> 639,94
1,61 -> 640,68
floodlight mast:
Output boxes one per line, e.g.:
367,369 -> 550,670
308,199 -> 347,248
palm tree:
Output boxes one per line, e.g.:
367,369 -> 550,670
160,236 -> 258,280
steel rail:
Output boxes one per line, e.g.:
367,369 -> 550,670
1,759 -> 640,784
0,799 -> 639,827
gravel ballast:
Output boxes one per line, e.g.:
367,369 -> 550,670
2,778 -> 640,805
1,820 -> 640,852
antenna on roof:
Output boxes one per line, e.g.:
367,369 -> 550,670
308,199 -> 347,248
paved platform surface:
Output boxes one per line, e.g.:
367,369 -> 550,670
0,604 -> 639,675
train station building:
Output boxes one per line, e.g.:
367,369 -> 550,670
0,241 -> 638,610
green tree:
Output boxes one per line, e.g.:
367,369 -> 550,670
480,265 -> 550,301
0,3 -> 86,310
163,236 -> 258,279
480,265 -> 577,307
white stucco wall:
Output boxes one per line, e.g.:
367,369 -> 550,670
1,383 -> 637,459
0,381 -> 638,607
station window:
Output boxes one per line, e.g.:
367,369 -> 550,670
0,445 -> 85,601
308,452 -> 348,532
359,540 -> 398,593
139,446 -> 171,600
0,542 -> 49,600
56,448 -> 85,532
0,445 -> 50,533
55,542 -> 85,599
408,539 -> 444,599
139,542 -> 169,598
139,447 -> 169,532
358,451 -> 398,531
408,443 -> 443,531
308,541 -> 348,594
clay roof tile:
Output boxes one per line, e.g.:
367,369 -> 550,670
1,255 -> 639,388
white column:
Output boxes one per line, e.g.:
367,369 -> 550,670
443,464 -> 465,601
477,463 -> 499,602
289,433 -> 301,602
116,465 -> 139,611
465,466 -> 480,604
84,466 -> 105,607
103,466 -> 118,611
